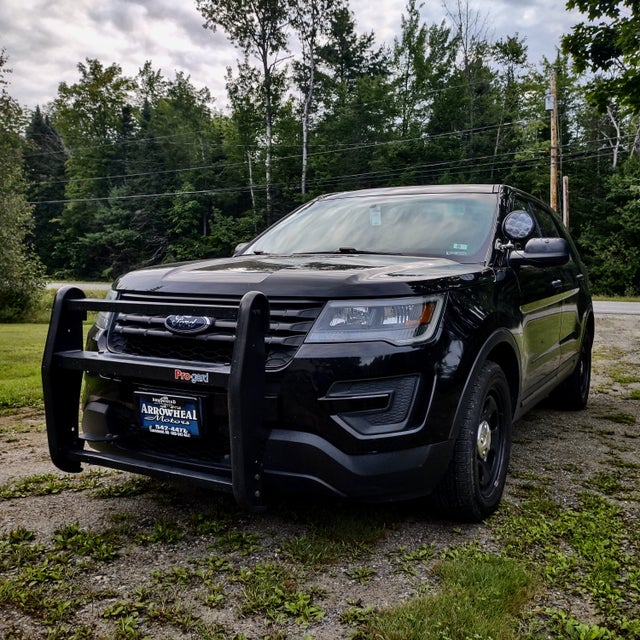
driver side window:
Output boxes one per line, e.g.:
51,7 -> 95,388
512,197 -> 561,238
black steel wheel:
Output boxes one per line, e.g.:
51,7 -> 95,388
551,330 -> 593,411
434,361 -> 512,522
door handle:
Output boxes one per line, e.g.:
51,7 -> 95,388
551,279 -> 563,289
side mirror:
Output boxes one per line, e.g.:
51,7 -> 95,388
234,242 -> 249,256
509,237 -> 570,267
503,210 -> 536,242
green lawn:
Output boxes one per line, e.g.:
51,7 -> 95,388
0,288 -> 108,408
0,324 -> 49,408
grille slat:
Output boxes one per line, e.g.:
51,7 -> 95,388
107,294 -> 323,369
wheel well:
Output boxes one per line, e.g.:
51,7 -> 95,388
486,342 -> 519,418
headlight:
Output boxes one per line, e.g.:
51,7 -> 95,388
305,295 -> 444,346
94,288 -> 118,331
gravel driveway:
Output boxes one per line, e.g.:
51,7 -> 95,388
1,312 -> 638,639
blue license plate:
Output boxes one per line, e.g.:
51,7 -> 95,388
136,392 -> 201,438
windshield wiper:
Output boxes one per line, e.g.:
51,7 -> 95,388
290,248 -> 396,255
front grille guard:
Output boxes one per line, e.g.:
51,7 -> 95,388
41,285 -> 270,511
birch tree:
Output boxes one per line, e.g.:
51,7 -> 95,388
290,0 -> 342,194
197,0 -> 290,223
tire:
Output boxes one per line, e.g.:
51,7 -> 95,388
551,331 -> 592,411
433,361 -> 512,522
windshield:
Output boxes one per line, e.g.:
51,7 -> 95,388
244,192 -> 497,263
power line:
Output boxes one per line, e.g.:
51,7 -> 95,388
27,119 -> 540,190
29,141 -> 616,207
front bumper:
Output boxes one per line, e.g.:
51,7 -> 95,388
42,286 -> 453,508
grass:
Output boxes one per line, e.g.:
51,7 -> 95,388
357,552 -> 536,640
493,491 -> 640,637
1,473 -> 638,638
592,295 -> 640,302
1,293 -> 639,638
237,561 -> 325,625
0,323 -> 48,407
278,502 -> 389,567
0,288 -> 107,408
0,470 -> 109,499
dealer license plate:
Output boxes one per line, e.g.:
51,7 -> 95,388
136,392 -> 201,438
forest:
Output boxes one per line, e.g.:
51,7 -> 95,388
1,0 -> 640,321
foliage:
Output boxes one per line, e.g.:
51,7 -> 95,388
0,2 -> 639,293
579,157 -> 640,295
0,52 -> 45,321
563,0 -> 640,116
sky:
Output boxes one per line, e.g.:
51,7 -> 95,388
1,0 -> 583,112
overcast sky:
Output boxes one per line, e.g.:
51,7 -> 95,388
1,0 -> 582,112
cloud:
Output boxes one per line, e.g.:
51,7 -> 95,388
2,0 -> 235,109
2,0 -> 582,112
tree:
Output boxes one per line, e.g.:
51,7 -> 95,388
578,158 -> 640,295
309,7 -> 393,191
427,0 -> 509,180
226,61 -> 269,218
24,106 -> 67,269
290,0 -> 343,194
315,6 -> 388,106
197,0 -> 290,224
381,5 -> 458,184
490,35 -> 529,180
563,1 -> 640,115
0,51 -> 44,320
392,0 -> 430,138
51,59 -> 135,276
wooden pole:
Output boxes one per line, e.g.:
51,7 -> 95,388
563,175 -> 569,228
550,70 -> 559,212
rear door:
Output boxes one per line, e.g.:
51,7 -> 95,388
527,200 -> 585,379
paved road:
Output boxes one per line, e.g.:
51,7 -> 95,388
593,301 -> 640,315
46,282 -> 112,291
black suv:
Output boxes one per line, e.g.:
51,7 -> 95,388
43,184 -> 593,521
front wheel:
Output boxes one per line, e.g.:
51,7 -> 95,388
433,361 -> 512,522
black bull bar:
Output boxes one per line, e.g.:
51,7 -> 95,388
42,285 -> 270,511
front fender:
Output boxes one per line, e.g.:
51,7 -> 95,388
449,327 -> 521,440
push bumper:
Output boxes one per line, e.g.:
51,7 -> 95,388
42,285 -> 270,511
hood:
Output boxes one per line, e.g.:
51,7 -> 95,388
114,254 -> 490,298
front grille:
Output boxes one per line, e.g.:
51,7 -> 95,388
107,293 -> 324,369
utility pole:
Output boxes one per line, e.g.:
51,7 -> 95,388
547,70 -> 559,212
563,175 -> 569,228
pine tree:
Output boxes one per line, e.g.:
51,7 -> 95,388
24,106 -> 67,270
0,51 -> 45,320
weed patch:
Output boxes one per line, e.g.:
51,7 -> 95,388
0,471 -> 105,499
238,562 -> 324,625
596,411 -> 637,425
494,491 -> 640,636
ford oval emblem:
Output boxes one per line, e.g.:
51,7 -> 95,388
164,315 -> 212,335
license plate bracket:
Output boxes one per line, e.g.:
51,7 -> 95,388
136,391 -> 202,438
